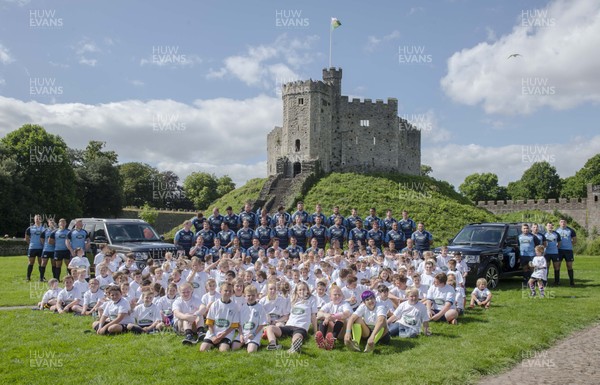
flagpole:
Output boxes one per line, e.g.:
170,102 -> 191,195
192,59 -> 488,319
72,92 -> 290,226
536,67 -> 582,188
329,22 -> 332,68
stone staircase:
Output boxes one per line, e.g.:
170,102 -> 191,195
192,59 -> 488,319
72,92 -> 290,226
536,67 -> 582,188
253,172 -> 316,213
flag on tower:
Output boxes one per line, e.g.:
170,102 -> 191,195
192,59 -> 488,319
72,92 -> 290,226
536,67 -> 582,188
331,17 -> 342,29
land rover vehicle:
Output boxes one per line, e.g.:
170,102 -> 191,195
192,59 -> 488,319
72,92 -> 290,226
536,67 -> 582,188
434,223 -> 524,289
68,218 -> 178,270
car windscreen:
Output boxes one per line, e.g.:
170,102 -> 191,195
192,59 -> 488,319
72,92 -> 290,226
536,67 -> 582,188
106,223 -> 160,242
452,226 -> 503,245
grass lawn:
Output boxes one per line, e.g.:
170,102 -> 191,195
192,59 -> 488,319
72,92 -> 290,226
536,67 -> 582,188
1,256 -> 599,385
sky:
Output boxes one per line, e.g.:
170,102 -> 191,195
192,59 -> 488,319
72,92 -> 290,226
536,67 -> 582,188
0,0 -> 598,189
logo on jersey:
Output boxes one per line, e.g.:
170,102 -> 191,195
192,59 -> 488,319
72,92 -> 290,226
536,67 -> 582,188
215,319 -> 231,328
243,322 -> 256,330
402,315 -> 417,326
291,307 -> 305,315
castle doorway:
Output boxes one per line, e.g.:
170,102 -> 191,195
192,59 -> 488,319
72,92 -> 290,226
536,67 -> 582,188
293,162 -> 301,177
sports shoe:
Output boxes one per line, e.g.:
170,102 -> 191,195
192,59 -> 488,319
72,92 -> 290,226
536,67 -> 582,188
325,332 -> 335,350
182,334 -> 197,345
288,338 -> 303,353
364,343 -> 374,353
196,331 -> 206,342
315,331 -> 326,349
345,339 -> 361,352
266,343 -> 282,351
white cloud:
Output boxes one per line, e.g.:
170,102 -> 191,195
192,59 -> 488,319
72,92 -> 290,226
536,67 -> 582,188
424,135 -> 600,188
139,46 -> 202,68
0,95 -> 281,186
79,57 -> 97,67
207,34 -> 319,91
401,109 -> 451,144
441,0 -> 600,114
485,26 -> 497,42
74,38 -> 101,67
0,43 -> 14,64
128,79 -> 145,87
364,30 -> 400,52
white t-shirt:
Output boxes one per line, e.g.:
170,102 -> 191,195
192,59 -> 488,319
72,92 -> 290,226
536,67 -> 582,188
73,280 -> 89,297
392,300 -> 429,334
342,284 -> 370,309
132,303 -> 162,326
286,296 -> 318,331
376,298 -> 395,315
41,288 -> 60,304
172,296 -> 202,324
389,287 -> 406,301
420,273 -> 435,287
239,302 -> 268,344
93,252 -> 106,266
57,287 -> 82,305
104,297 -> 134,324
156,295 -> 178,316
97,274 -> 114,290
320,300 -> 352,316
471,287 -> 491,303
426,284 -> 455,311
201,291 -> 222,308
68,257 -> 90,277
455,286 -> 465,311
259,295 -> 290,322
531,256 -> 547,280
232,294 -> 247,309
446,269 -> 464,286
188,271 -> 208,299
82,289 -> 104,310
315,293 -> 330,309
206,299 -> 241,340
353,303 -> 387,327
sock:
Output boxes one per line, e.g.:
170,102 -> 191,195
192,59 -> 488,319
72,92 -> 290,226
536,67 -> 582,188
529,282 -> 536,295
352,323 -> 362,344
568,269 -> 574,284
52,267 -> 58,280
318,322 -> 328,336
56,266 -> 62,280
372,327 -> 385,344
198,326 -> 205,333
39,265 -> 46,280
540,285 -> 545,297
332,321 -> 344,339
554,270 -> 560,284
27,264 -> 34,279
184,328 -> 193,337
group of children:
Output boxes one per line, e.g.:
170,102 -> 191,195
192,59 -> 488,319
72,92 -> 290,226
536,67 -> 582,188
36,241 -> 499,354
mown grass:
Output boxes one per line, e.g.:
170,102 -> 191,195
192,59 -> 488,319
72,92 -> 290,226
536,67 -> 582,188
1,256 -> 599,385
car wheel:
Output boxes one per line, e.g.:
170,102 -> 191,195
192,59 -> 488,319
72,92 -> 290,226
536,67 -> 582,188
483,264 -> 500,289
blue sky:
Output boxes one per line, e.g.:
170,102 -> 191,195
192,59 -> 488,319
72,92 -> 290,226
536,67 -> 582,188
0,0 -> 598,189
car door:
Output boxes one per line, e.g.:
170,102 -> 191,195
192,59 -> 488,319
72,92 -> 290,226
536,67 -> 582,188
502,226 -> 520,272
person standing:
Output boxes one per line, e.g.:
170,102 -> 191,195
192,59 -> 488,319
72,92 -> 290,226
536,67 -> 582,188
555,219 -> 577,286
25,214 -> 45,281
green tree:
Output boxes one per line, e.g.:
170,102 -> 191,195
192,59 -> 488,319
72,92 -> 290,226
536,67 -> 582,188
0,124 -> 80,231
138,203 -> 158,226
459,172 -> 503,202
420,164 -> 433,176
183,172 -> 219,210
119,162 -> 160,207
73,141 -> 123,217
217,175 -> 236,197
508,162 -> 562,199
561,154 -> 600,198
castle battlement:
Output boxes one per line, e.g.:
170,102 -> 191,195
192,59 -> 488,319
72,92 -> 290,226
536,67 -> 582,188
342,96 -> 398,108
282,80 -> 329,95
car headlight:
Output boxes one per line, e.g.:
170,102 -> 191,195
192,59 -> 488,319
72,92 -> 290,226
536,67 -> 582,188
135,252 -> 149,260
464,255 -> 480,264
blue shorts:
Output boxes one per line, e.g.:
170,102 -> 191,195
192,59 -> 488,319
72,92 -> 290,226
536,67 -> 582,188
520,255 -> 533,267
42,251 -> 54,259
28,249 -> 43,258
558,250 -> 574,262
545,254 -> 559,263
203,337 -> 232,347
53,250 -> 71,261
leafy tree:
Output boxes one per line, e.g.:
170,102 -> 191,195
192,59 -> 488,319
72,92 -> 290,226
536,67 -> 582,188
183,172 -> 219,210
561,154 -> 600,198
459,172 -> 504,202
217,175 -> 236,197
508,161 -> 562,199
119,162 -> 160,207
154,170 -> 193,210
0,124 -> 80,231
420,164 -> 433,176
73,141 -> 123,217
138,203 -> 158,226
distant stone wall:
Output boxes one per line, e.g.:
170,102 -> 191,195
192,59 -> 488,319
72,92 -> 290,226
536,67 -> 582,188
120,208 -> 195,234
477,184 -> 600,233
0,239 -> 28,256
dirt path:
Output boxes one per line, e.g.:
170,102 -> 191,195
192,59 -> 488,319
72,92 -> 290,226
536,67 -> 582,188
480,323 -> 600,385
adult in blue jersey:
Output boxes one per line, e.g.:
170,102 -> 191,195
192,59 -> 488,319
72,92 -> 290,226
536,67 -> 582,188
207,207 -> 224,235
254,217 -> 274,249
328,216 -> 347,249
272,206 -> 291,227
289,215 -> 309,249
67,219 -> 90,258
305,237 -> 322,256
39,219 -> 56,281
195,221 -> 216,249
217,222 -> 237,249
518,223 -> 540,282
49,218 -> 71,280
239,202 -> 258,230
25,214 -> 45,281
555,219 -> 577,286
327,206 -> 345,228
367,220 -> 385,250
308,216 -> 328,250
310,203 -> 327,226
291,201 -> 310,225
191,212 -> 206,233
257,208 -> 273,229
245,238 -> 263,263
345,208 -> 362,231
227,237 -> 246,258
223,206 -> 240,232
398,210 -> 416,240
543,222 -> 561,284
207,238 -> 225,262
364,207 -> 383,231
385,222 -> 405,250
174,220 -> 195,256
190,237 -> 209,262
237,219 -> 255,250
349,219 -> 368,248
286,236 -> 304,260
382,209 -> 397,234
273,216 -> 291,249
411,222 -> 433,253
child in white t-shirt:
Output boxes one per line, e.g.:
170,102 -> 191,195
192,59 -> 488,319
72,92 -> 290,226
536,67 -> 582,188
157,283 -> 178,326
68,248 -> 90,278
200,282 -> 241,352
128,288 -> 163,333
232,285 -> 268,353
470,278 -> 492,309
447,275 -> 465,315
174,282 -> 205,345
259,282 -> 290,326
387,288 -> 430,338
316,285 -> 352,350
92,285 -> 133,335
528,245 -> 548,298
344,290 -> 390,353
82,278 -> 104,316
37,278 -> 60,310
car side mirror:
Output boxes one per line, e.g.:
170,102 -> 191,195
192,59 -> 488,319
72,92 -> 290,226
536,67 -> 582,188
160,235 -> 165,241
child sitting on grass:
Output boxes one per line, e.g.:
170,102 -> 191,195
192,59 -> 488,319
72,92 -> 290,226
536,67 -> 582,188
82,278 -> 104,316
56,275 -> 83,314
93,285 -> 133,335
128,287 -> 163,333
470,278 -> 492,309
37,278 -> 60,310
200,282 -> 241,352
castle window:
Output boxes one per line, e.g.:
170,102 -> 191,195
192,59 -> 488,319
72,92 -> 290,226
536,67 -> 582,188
298,98 -> 304,105
360,120 -> 370,127
373,137 -> 376,145
295,139 -> 301,152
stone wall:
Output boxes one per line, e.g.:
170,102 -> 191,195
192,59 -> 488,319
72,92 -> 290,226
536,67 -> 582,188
119,208 -> 195,235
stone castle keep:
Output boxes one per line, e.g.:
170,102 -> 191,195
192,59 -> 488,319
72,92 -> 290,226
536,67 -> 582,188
267,68 -> 421,177
255,68 -> 421,212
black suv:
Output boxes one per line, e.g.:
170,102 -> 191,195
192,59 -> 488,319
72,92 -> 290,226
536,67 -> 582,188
434,223 -> 523,289
68,218 -> 178,270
